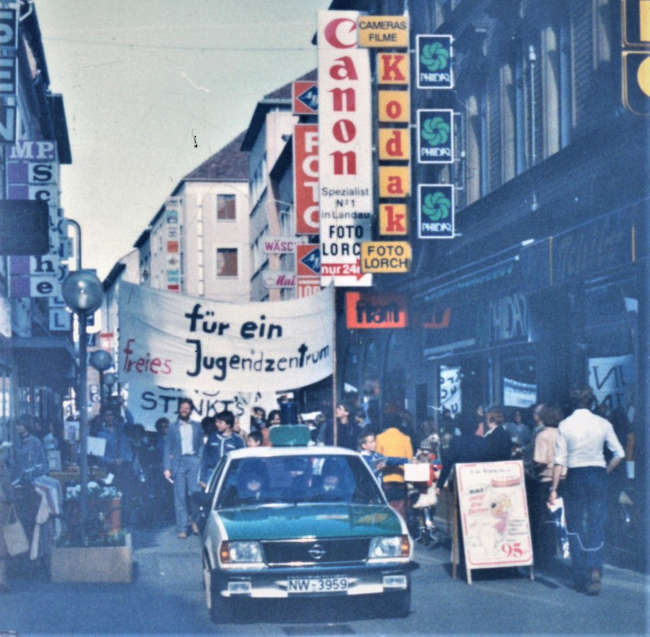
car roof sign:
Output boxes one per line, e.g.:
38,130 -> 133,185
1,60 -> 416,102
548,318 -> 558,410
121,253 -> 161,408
268,424 -> 312,447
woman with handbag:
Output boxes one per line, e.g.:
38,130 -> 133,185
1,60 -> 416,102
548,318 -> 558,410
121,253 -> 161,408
0,451 -> 13,592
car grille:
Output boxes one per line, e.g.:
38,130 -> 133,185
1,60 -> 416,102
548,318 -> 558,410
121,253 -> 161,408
261,538 -> 370,566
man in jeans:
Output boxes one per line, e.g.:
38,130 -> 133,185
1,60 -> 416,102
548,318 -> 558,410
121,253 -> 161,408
164,399 -> 204,538
549,387 -> 624,595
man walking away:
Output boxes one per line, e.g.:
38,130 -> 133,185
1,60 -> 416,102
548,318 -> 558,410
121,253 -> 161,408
163,399 -> 204,538
549,387 -> 624,595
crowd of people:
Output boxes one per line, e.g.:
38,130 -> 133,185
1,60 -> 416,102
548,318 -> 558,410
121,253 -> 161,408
0,385 -> 632,597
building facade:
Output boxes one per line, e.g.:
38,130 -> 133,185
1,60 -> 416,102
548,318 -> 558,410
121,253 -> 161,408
0,2 -> 73,441
332,0 -> 649,570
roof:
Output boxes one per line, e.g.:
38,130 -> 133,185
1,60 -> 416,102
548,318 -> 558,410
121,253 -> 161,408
227,446 -> 359,460
241,69 -> 316,151
102,262 -> 126,291
133,228 -> 151,249
178,131 -> 249,184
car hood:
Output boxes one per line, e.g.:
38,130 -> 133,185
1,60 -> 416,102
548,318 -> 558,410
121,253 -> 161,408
215,503 -> 402,540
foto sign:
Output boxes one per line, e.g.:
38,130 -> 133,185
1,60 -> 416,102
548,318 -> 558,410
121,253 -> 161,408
418,184 -> 454,239
416,35 -> 453,89
357,15 -> 409,48
361,241 -> 411,273
293,124 -> 319,234
417,109 -> 454,163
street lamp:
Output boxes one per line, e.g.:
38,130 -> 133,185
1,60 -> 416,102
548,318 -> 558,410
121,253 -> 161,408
103,372 -> 118,410
62,269 -> 104,545
89,349 -> 113,413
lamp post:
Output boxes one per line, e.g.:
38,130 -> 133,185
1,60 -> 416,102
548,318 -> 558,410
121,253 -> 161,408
103,372 -> 117,411
89,349 -> 113,413
62,269 -> 104,545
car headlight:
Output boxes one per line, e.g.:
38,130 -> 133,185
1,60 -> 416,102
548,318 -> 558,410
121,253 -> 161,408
219,541 -> 264,565
368,535 -> 410,560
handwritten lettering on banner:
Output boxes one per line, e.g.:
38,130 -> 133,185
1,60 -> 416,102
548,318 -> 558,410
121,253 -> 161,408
125,379 -> 278,433
118,282 -> 334,392
456,460 -> 533,570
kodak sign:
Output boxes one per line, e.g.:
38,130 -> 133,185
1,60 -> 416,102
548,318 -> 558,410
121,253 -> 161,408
372,18 -> 411,251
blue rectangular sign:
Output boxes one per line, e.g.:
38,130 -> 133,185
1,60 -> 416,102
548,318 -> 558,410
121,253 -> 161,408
417,109 -> 454,163
416,35 -> 453,89
418,184 -> 454,239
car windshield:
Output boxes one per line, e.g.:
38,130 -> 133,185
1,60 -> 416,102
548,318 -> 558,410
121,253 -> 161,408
215,454 -> 385,508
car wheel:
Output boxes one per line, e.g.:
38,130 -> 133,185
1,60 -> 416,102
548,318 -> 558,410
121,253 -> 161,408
209,588 -> 237,624
204,556 -> 237,624
382,587 -> 411,618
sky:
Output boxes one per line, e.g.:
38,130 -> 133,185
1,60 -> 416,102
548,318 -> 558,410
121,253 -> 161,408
35,0 -> 330,279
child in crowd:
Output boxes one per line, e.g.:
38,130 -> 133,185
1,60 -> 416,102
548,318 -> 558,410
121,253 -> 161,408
247,431 -> 263,447
358,430 -> 407,481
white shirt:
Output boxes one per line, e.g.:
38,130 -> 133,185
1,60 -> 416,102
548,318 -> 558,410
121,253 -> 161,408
555,409 -> 624,469
180,422 -> 194,455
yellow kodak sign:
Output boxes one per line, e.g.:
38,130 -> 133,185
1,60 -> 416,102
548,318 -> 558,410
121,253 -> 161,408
380,204 -> 408,235
361,241 -> 412,273
379,166 -> 410,198
378,90 -> 410,123
358,16 -> 409,48
379,128 -> 410,161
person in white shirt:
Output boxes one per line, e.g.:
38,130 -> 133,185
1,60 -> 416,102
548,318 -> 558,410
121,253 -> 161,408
548,387 -> 624,595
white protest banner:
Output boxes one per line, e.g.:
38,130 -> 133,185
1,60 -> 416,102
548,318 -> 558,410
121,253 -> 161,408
588,354 -> 636,412
125,377 -> 278,433
318,10 -> 373,287
439,365 -> 461,417
118,282 -> 334,392
456,460 -> 533,572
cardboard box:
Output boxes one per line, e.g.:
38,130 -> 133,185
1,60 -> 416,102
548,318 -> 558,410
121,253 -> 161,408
50,533 -> 132,583
403,462 -> 430,482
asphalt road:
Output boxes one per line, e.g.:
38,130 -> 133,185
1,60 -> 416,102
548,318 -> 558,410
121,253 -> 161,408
0,525 -> 647,636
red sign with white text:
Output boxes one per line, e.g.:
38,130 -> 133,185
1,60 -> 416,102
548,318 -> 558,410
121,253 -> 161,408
294,124 -> 319,234
345,291 -> 408,329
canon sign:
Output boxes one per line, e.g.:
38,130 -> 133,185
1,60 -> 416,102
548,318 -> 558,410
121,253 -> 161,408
317,10 -> 373,287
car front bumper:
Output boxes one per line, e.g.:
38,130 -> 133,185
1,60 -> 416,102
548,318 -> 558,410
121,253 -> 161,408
212,561 -> 419,599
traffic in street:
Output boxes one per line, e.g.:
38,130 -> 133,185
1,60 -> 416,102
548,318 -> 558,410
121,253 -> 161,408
0,524 -> 647,636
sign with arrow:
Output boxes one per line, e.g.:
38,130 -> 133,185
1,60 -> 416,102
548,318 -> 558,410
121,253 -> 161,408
293,81 -> 318,115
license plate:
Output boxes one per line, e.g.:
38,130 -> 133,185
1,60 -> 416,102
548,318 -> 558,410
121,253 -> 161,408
287,576 -> 349,593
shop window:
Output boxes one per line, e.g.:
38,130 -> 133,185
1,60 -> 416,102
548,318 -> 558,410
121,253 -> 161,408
585,277 -> 638,415
501,356 -> 538,409
217,194 -> 236,221
216,248 -> 238,277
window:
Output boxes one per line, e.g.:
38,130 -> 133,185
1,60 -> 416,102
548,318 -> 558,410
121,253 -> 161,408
217,194 -> 236,221
217,248 -> 238,277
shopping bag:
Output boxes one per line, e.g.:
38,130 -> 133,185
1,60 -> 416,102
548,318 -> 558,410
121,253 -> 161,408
3,504 -> 30,556
547,496 -> 570,559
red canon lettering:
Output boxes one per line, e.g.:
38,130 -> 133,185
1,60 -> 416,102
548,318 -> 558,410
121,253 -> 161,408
324,17 -> 357,49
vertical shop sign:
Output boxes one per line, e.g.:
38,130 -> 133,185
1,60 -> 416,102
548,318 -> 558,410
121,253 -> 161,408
416,35 -> 453,89
292,80 -> 318,115
0,4 -> 17,144
297,244 -> 321,298
622,0 -> 650,115
164,198 -> 182,292
418,184 -> 454,239
417,109 -> 454,163
318,10 -> 373,287
293,124 -> 320,234
6,141 -> 62,300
